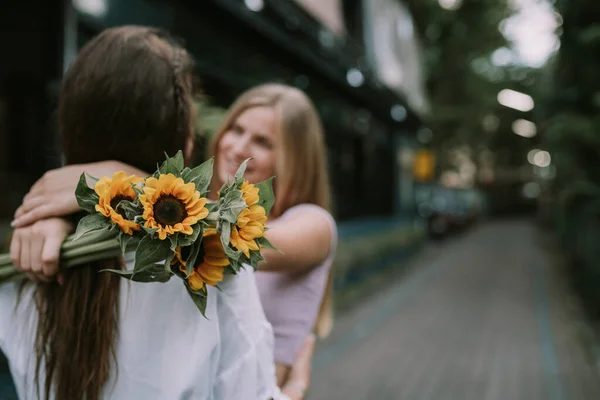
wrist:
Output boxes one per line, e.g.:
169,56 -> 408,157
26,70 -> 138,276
281,379 -> 307,399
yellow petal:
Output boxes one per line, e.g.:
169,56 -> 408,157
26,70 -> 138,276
203,255 -> 230,267
197,264 -> 224,286
188,272 -> 205,291
240,224 -> 264,239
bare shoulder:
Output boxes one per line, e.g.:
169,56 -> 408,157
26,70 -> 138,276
262,205 -> 336,272
273,204 -> 336,243
281,204 -> 334,224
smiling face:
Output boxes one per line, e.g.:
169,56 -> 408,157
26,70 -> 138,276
216,106 -> 278,185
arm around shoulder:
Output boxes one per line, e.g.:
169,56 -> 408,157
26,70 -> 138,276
259,206 -> 336,274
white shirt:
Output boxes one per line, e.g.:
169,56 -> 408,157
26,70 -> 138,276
0,259 -> 279,399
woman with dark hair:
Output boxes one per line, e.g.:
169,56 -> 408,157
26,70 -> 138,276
11,81 -> 338,399
0,26 -> 284,400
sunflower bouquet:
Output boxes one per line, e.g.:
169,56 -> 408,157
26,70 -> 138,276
0,152 -> 275,316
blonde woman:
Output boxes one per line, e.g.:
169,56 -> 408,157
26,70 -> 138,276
12,83 -> 337,398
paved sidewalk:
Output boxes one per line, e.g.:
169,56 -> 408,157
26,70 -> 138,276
310,220 -> 600,400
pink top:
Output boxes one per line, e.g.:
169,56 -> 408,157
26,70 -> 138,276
255,204 -> 338,366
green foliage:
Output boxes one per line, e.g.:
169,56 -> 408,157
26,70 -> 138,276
404,0 -> 522,169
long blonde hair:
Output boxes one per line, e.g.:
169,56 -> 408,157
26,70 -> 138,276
210,83 -> 334,337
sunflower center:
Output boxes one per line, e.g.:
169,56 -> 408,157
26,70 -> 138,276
110,195 -> 134,218
153,195 -> 188,226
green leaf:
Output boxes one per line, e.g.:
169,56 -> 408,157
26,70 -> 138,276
248,249 -> 264,269
218,182 -> 228,198
186,285 -> 208,318
158,150 -> 184,175
228,259 -> 243,273
164,251 -> 175,274
182,157 -> 214,194
254,177 -> 276,216
103,265 -> 173,282
141,225 -> 158,236
169,235 -> 178,252
220,222 -> 231,248
257,236 -> 281,253
176,223 -> 203,248
86,174 -> 99,185
219,222 -> 242,261
74,213 -> 110,240
118,231 -> 138,255
220,189 -> 247,224
222,242 -> 242,261
234,158 -> 252,182
133,236 -> 172,274
114,199 -> 141,221
223,265 -> 238,275
184,239 -> 203,277
133,184 -> 144,196
101,269 -> 134,279
132,264 -> 173,282
75,173 -> 100,213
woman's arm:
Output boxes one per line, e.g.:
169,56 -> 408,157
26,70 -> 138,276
11,161 -> 148,227
279,334 -> 316,400
258,209 -> 334,274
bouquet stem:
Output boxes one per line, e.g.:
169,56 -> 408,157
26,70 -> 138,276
0,229 -> 137,285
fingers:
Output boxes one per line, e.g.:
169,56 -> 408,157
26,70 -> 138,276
9,220 -> 69,282
41,231 -> 64,279
12,197 -> 76,228
9,230 -> 40,282
12,203 -> 54,228
29,232 -> 50,281
18,230 -> 31,275
9,230 -> 22,270
13,195 -> 45,221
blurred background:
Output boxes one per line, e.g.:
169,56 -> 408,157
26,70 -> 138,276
2,0 -> 600,399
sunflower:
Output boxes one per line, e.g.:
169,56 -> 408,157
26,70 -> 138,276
240,180 -> 259,207
94,171 -> 142,235
173,230 -> 228,291
140,174 -> 209,240
230,204 -> 267,257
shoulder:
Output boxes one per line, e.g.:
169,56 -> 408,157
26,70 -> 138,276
279,204 -> 337,235
280,204 -> 337,246
281,203 -> 334,221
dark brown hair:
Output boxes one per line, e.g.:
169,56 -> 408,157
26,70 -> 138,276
33,26 -> 196,400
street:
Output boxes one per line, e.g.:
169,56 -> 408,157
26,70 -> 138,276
310,220 -> 600,400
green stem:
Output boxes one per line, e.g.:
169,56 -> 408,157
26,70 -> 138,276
63,250 -> 124,268
0,240 -> 137,284
62,239 -> 120,259
0,265 -> 17,280
2,273 -> 25,284
62,229 -> 117,251
0,253 -> 11,268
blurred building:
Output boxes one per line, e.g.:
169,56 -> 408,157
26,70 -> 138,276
0,0 -> 428,223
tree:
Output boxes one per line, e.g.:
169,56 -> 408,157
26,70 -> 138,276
404,0 -> 533,175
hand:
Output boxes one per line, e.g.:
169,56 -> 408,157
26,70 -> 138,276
9,218 -> 74,282
12,161 -> 145,228
281,334 -> 316,400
